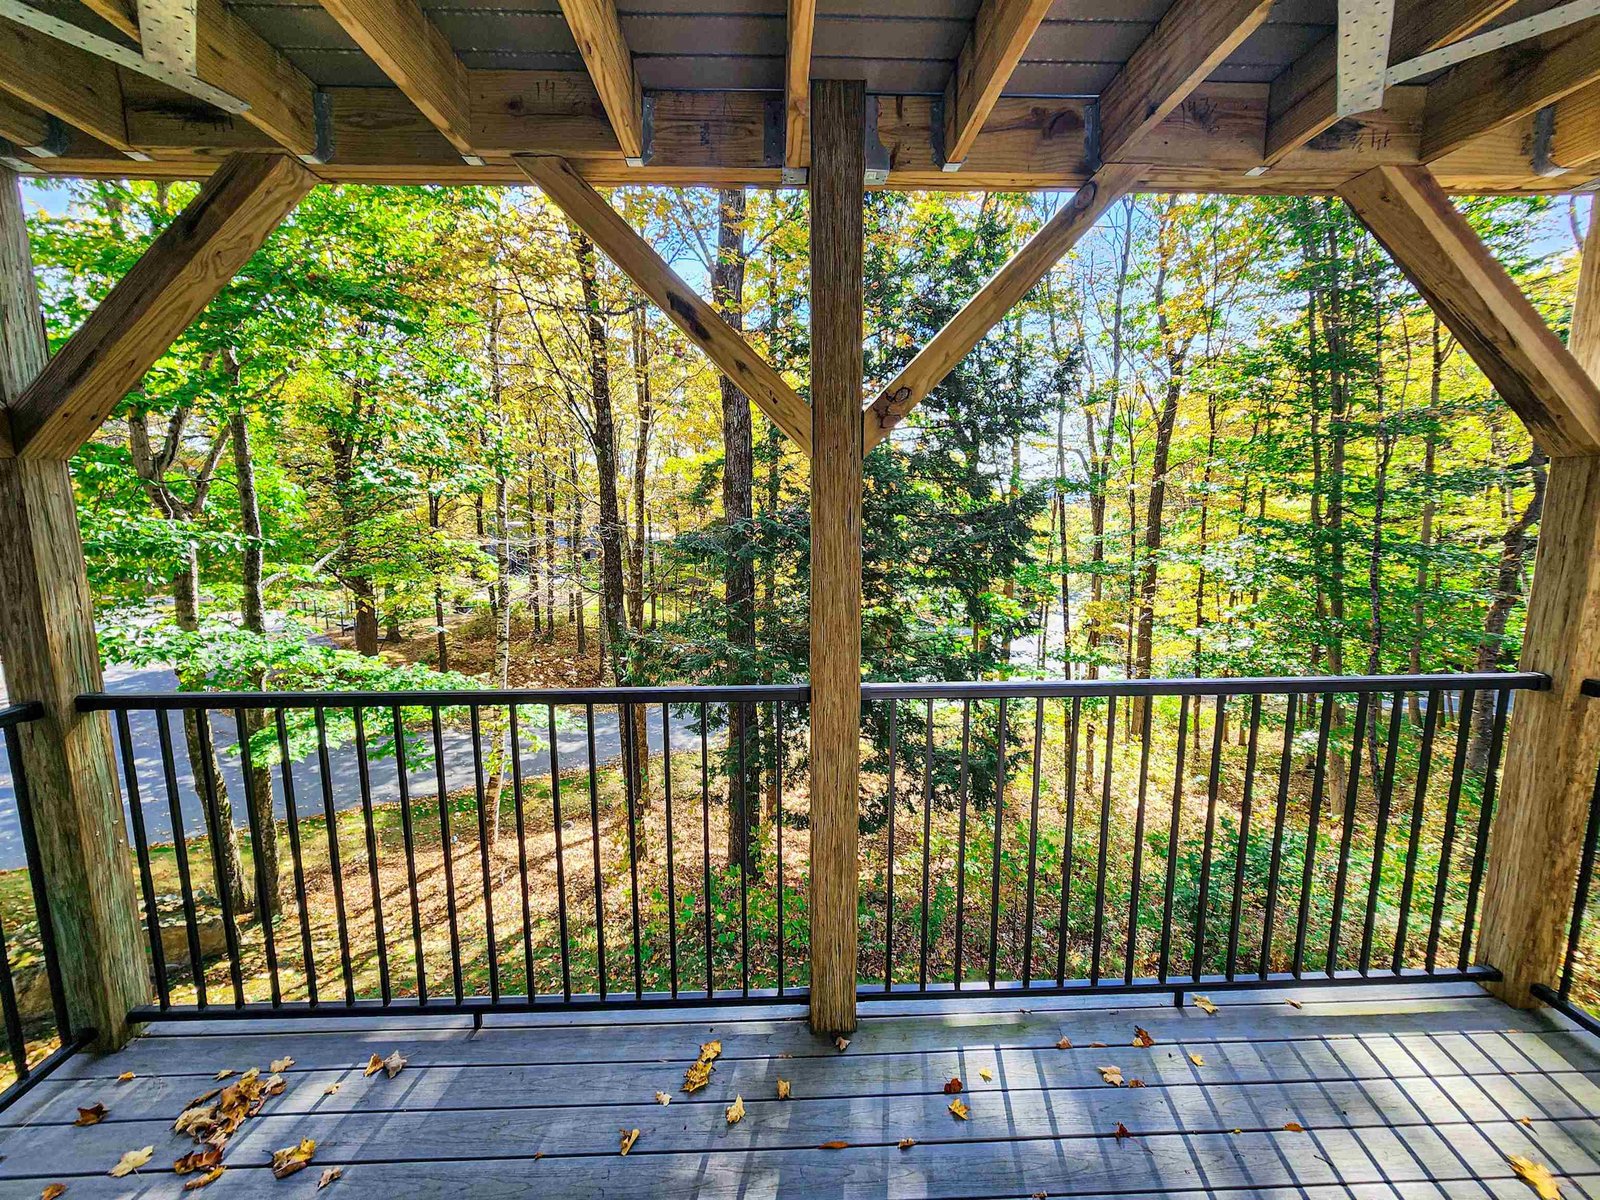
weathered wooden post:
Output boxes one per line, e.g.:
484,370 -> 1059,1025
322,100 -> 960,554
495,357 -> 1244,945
807,77 -> 865,1035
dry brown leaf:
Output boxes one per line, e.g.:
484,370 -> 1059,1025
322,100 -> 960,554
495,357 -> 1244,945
109,1146 -> 154,1178
41,1186 -> 67,1200
683,1059 -> 714,1093
270,1138 -> 317,1180
1088,1041 -> 1107,1048
174,1146 -> 224,1175
834,1036 -> 850,1052
116,1072 -> 135,1083
943,1077 -> 963,1094
655,1091 -> 671,1106
74,1102 -> 107,1126
897,1138 -> 916,1150
213,1069 -> 235,1081
726,1095 -> 745,1125
977,1068 -> 993,1082
1055,1037 -> 1073,1049
1509,1155 -> 1561,1199
1283,1122 -> 1305,1132
324,1083 -> 341,1096
1114,1122 -> 1133,1141
182,1167 -> 225,1191
1032,1193 -> 1047,1199
318,1166 -> 344,1189
1098,1065 -> 1124,1087
269,1056 -> 295,1073
948,1097 -> 969,1120
699,1040 -> 722,1063
263,1074 -> 286,1097
1194,996 -> 1218,1015
380,1051 -> 406,1078
1189,1053 -> 1205,1067
776,1078 -> 791,1100
1285,998 -> 1303,1009
819,1140 -> 850,1150
1132,1027 -> 1155,1048
619,1128 -> 640,1156
1127,1078 -> 1146,1088
363,1054 -> 384,1078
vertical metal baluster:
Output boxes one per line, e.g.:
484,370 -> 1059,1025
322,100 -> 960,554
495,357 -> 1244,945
469,705 -> 500,1003
194,712 -> 245,1006
1426,689 -> 1475,973
1393,694 -> 1440,974
509,705 -> 535,1000
1126,695 -> 1153,985
885,700 -> 898,993
1193,694 -> 1226,983
919,699 -> 934,992
1022,698 -> 1044,988
548,704 -> 572,1001
352,708 -> 388,1005
663,702 -> 679,999
987,697 -> 1008,989
390,706 -> 424,1003
276,710 -> 316,1006
312,707 -> 354,1005
1459,688 -> 1512,970
585,703 -> 607,999
624,703 -> 644,1000
431,705 -> 463,1003
115,710 -> 168,1008
235,707 -> 280,1007
1226,695 -> 1261,981
774,702 -> 785,996
158,712 -> 207,1007
1158,696 -> 1190,984
8,721 -> 70,1038
0,907 -> 27,1082
1326,691 -> 1370,974
1560,756 -> 1600,1000
1260,693 -> 1298,979
1091,696 -> 1116,985
700,701 -> 713,998
735,702 -> 749,998
1057,697 -> 1080,987
1359,694 -> 1405,974
953,699 -> 972,989
1292,693 -> 1335,979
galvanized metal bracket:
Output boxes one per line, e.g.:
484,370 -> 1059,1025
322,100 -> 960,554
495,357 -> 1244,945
627,94 -> 656,168
766,96 -> 809,186
299,90 -> 335,166
864,96 -> 889,187
930,95 -> 958,172
1530,105 -> 1569,179
0,140 -> 41,174
1084,99 -> 1103,175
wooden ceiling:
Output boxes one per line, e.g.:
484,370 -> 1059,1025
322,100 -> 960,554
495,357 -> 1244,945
0,0 -> 1597,192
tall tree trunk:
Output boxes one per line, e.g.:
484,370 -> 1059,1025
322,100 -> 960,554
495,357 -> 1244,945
1409,319 -> 1443,724
543,459 -> 557,640
484,305 -> 513,840
569,444 -> 586,657
429,493 -> 449,671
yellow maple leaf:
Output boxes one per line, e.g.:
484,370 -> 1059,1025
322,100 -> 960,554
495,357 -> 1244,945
699,1040 -> 722,1063
109,1146 -> 154,1178
978,1068 -> 993,1082
1509,1155 -> 1562,1199
270,1138 -> 317,1180
777,1078 -> 791,1100
726,1095 -> 745,1124
214,1069 -> 235,1081
1194,996 -> 1218,1015
683,1059 -> 714,1093
619,1128 -> 640,1156
1189,1053 -> 1205,1067
116,1072 -> 135,1083
948,1097 -> 969,1120
182,1167 -> 225,1191
363,1054 -> 384,1078
270,1056 -> 295,1073
42,1186 -> 67,1200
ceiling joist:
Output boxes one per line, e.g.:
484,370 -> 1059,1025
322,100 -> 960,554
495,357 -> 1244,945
0,16 -> 132,152
0,95 -> 68,158
941,0 -> 1052,171
783,0 -> 814,177
555,0 -> 644,165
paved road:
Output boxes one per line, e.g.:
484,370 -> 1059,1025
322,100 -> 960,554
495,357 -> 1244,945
0,663 -> 718,870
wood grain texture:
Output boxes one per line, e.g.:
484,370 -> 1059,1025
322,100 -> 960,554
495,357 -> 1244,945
1264,0 -> 1516,164
518,154 -> 811,452
0,93 -> 54,160
807,78 -> 865,1037
784,0 -> 814,170
864,162 -> 1140,450
79,0 -> 140,40
1338,165 -> 1600,458
556,0 -> 643,161
0,16 -> 130,150
941,0 -> 1052,168
1421,15 -> 1600,162
12,153 -> 314,459
1552,78 -> 1600,173
1097,0 -> 1274,163
1479,206 -> 1600,1008
194,0 -> 318,156
315,0 -> 473,153
0,166 -> 147,1048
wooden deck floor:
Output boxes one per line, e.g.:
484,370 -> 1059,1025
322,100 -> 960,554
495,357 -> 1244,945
3,982 -> 1599,1197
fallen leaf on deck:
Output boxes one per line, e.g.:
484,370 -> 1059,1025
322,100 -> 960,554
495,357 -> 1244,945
978,1069 -> 993,1082
619,1128 -> 640,1156
1055,1037 -> 1072,1049
726,1095 -> 745,1124
1194,996 -> 1218,1015
776,1079 -> 791,1100
1114,1122 -> 1133,1141
182,1167 -> 225,1191
948,1097 -> 969,1120
109,1146 -> 154,1177
1284,1122 -> 1304,1132
683,1059 -> 714,1093
1509,1155 -> 1561,1198
318,1166 -> 344,1189
700,1040 -> 722,1063
41,1185 -> 66,1200
269,1057 -> 295,1073
214,1070 -> 235,1081
117,1072 -> 135,1083
1285,998 -> 1303,1009
379,1051 -> 406,1078
263,1075 -> 286,1097
1032,1193 -> 1047,1199
363,1055 -> 384,1078
174,1146 -> 224,1175
1189,1053 -> 1205,1067
1098,1065 -> 1124,1087
1232,1128 -> 1242,1134
324,1083 -> 341,1096
1132,1027 -> 1155,1048
835,1036 -> 850,1052
943,1077 -> 963,1094
1127,1078 -> 1146,1087
897,1138 -> 916,1150
270,1138 -> 317,1179
655,1092 -> 672,1105
820,1140 -> 849,1149
74,1103 -> 107,1126
1088,1041 -> 1107,1048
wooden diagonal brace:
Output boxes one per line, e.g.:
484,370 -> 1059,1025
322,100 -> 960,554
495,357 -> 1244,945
519,154 -> 813,455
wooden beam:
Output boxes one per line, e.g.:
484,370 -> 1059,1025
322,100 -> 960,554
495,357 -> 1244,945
0,164 -> 148,1048
864,162 -> 1141,449
80,0 -> 139,41
808,77 -> 864,1038
784,0 -> 814,173
517,154 -> 812,453
1421,14 -> 1600,161
1550,79 -> 1600,173
0,95 -> 67,157
556,0 -> 644,164
941,0 -> 1052,169
0,16 -> 130,151
193,0 -> 319,157
1339,164 -> 1600,457
12,153 -> 314,458
1265,0 -> 1515,165
316,0 -> 473,156
1098,0 -> 1274,163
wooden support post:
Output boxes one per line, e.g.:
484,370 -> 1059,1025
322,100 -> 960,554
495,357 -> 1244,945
807,76 -> 864,1036
1477,203 -> 1600,1007
0,165 -> 147,1048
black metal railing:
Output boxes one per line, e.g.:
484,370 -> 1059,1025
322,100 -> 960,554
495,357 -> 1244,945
0,702 -> 87,1111
856,672 -> 1542,1001
80,685 -> 808,1019
1531,677 -> 1600,1033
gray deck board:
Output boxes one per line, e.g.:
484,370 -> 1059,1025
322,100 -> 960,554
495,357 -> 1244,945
3,984 -> 1597,1198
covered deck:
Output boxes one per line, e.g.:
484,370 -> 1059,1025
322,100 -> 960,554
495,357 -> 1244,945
2,982 -> 1598,1197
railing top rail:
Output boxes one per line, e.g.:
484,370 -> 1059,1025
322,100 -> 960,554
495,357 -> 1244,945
0,701 -> 45,728
860,671 -> 1549,700
76,683 -> 812,711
